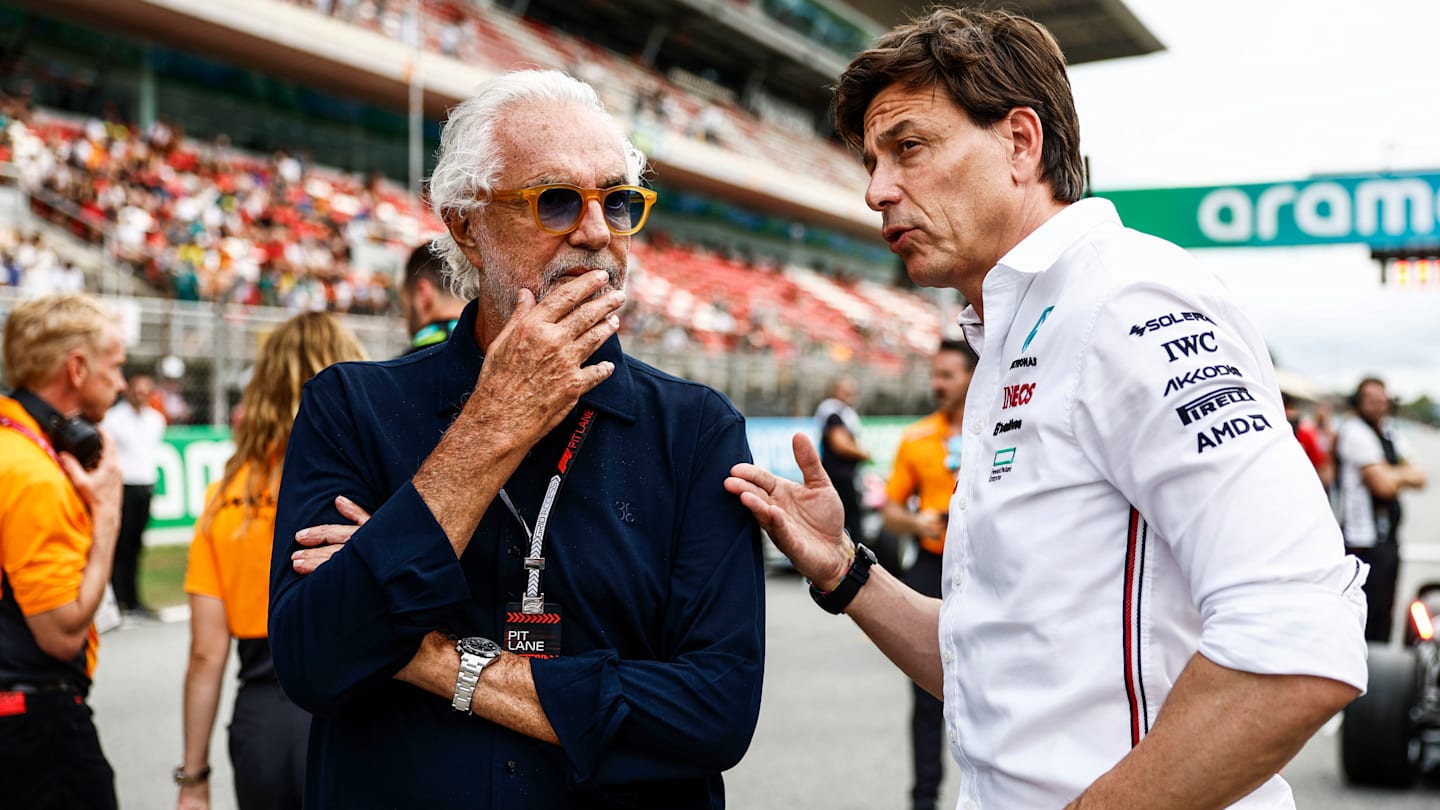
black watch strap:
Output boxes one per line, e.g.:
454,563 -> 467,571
809,537 -> 876,615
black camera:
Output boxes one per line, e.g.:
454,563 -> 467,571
11,389 -> 103,470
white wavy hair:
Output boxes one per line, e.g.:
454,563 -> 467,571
428,69 -> 647,299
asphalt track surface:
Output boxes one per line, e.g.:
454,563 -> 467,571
93,425 -> 1440,809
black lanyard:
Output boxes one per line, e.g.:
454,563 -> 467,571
497,408 -> 597,612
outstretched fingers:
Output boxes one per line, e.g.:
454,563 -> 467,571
792,432 -> 832,490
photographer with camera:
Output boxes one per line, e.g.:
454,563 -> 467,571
0,292 -> 126,810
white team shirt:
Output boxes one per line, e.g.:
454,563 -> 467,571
940,198 -> 1369,809
102,400 -> 167,486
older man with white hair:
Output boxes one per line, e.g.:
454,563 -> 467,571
268,70 -> 764,809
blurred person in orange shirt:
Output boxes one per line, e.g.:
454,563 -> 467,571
881,338 -> 976,810
176,312 -> 365,810
0,293 -> 126,810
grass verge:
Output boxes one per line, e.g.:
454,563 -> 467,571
139,542 -> 191,609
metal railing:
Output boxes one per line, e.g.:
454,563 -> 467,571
0,284 -> 932,422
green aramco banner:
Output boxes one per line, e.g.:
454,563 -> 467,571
1096,171 -> 1440,250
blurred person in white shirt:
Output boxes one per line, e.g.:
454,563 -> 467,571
1335,376 -> 1426,642
102,373 -> 167,617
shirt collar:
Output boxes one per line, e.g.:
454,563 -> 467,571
0,394 -> 43,435
953,198 -> 1121,344
994,197 -> 1121,277
434,300 -> 637,423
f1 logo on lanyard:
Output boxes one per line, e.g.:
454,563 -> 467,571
498,408 -> 596,659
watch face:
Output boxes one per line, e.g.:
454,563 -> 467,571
458,637 -> 501,658
856,542 -> 877,565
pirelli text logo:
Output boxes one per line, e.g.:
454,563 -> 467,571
1175,386 -> 1255,425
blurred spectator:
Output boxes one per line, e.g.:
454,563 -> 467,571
815,375 -> 869,543
178,311 -> 366,810
102,373 -> 167,619
52,260 -> 85,294
881,338 -> 976,810
0,293 -> 127,810
1336,376 -> 1427,642
1283,392 -> 1334,491
399,241 -> 465,355
154,377 -> 194,425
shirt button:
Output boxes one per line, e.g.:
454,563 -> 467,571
969,421 -> 981,435
964,802 -> 977,810
948,728 -> 957,742
952,575 -> 963,589
942,650 -> 953,664
505,760 -> 518,775
956,496 -> 968,510
508,544 -> 524,558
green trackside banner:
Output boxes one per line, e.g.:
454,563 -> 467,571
1095,171 -> 1440,249
150,426 -> 235,531
745,416 -> 916,483
147,417 -> 918,534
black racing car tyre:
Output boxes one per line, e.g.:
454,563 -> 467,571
1340,644 -> 1420,787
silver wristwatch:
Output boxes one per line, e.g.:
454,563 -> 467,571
451,636 -> 502,714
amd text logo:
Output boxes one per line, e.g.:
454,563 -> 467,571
1196,413 -> 1273,453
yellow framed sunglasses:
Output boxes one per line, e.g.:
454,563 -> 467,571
489,183 -> 657,236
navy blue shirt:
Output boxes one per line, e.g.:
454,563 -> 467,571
269,301 -> 764,809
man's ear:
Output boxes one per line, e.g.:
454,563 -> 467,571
444,209 -> 476,248
64,349 -> 88,388
414,277 -> 439,308
1002,106 -> 1045,186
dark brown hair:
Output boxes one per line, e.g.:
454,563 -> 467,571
833,6 -> 1084,202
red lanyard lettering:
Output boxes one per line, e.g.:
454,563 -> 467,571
497,408 -> 596,613
0,416 -> 61,468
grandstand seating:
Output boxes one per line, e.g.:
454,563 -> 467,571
630,241 -> 940,369
4,107 -> 425,313
4,101 -> 939,370
2,0 -> 945,371
282,0 -> 870,193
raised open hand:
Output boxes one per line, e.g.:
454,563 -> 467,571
724,432 -> 854,590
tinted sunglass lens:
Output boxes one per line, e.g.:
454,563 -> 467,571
536,186 -> 583,230
603,189 -> 645,232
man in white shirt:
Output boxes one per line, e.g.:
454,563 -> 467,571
1336,376 -> 1426,642
102,373 -> 167,616
726,7 -> 1368,808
